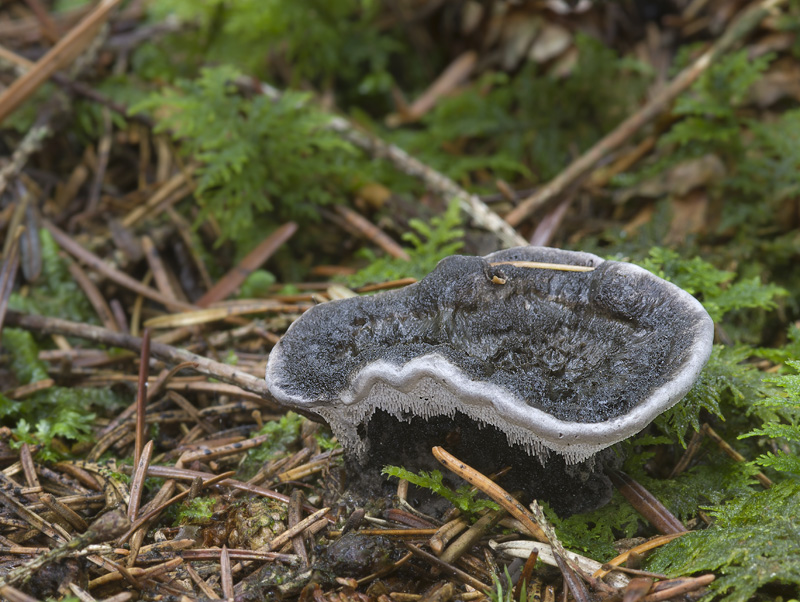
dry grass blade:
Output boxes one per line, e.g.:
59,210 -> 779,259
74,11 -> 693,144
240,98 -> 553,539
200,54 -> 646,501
220,545 -> 234,600
489,261 -> 595,272
128,440 -> 153,522
593,533 -> 687,579
431,446 -> 545,542
431,446 -> 591,602
133,328 -> 151,468
197,221 -> 298,307
405,543 -> 490,594
0,0 -> 124,123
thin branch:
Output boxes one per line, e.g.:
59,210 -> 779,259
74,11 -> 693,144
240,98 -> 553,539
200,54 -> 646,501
504,0 -> 787,227
248,78 -> 528,249
3,309 -> 273,401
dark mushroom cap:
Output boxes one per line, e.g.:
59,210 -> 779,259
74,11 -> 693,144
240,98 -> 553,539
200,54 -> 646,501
266,247 -> 714,463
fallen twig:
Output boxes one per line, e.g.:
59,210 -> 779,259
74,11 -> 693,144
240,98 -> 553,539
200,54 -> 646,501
505,0 -> 788,227
247,78 -> 528,249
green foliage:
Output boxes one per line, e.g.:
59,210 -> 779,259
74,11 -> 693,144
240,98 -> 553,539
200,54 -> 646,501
175,496 -> 217,525
663,50 -> 773,155
756,324 -> 800,365
743,360 -> 800,476
144,0 -> 400,96
238,270 -> 277,298
0,329 -> 124,460
131,66 -> 360,247
3,328 -> 48,385
637,247 -> 786,323
647,481 -> 800,602
347,199 -> 464,287
655,345 -> 772,445
245,412 -> 304,465
488,567 -> 515,602
631,248 -> 784,444
398,35 -> 647,186
542,493 -> 640,561
382,465 -> 499,516
9,229 -> 95,322
631,455 -> 760,522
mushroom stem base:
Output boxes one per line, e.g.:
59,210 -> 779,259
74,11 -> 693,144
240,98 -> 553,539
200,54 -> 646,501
342,409 -> 618,517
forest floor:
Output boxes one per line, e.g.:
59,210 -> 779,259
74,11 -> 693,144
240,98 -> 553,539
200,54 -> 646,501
0,1 -> 799,601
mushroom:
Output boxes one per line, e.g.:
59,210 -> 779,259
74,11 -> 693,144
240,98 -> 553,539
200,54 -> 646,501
266,247 -> 713,511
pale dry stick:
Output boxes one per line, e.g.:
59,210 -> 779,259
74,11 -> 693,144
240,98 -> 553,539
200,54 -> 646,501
593,533 -> 686,579
248,78 -> 527,249
220,546 -> 234,600
489,261 -> 595,273
127,440 -> 153,522
505,0 -> 788,227
431,447 -> 591,602
0,0 -> 124,123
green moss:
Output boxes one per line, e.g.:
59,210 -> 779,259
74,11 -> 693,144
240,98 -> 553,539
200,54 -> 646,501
647,481 -> 800,602
175,496 -> 217,525
9,229 -> 95,323
382,465 -> 499,516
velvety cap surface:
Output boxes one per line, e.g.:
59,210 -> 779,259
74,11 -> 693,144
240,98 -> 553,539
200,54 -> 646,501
266,247 -> 714,462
